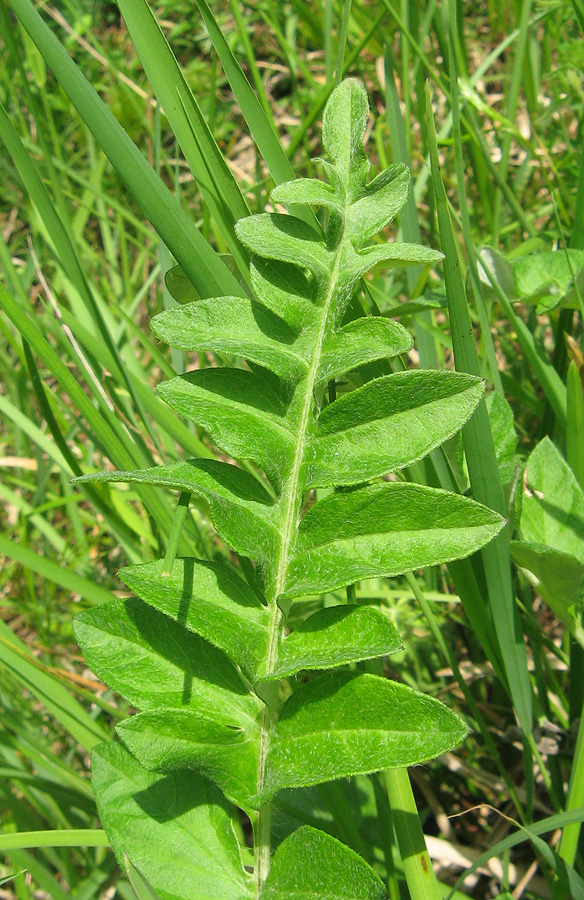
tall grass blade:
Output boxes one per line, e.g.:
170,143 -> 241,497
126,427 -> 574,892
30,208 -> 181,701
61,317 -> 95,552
426,83 -> 533,735
114,0 -> 251,278
7,0 -> 243,300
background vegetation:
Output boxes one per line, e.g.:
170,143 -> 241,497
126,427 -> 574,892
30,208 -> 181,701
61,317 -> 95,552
0,0 -> 583,897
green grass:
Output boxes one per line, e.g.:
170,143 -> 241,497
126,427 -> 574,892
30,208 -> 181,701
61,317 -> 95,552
0,0 -> 583,897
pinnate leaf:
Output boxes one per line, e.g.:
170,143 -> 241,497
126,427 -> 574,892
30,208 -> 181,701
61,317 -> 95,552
259,826 -> 386,900
346,163 -> 411,245
316,316 -> 413,385
157,369 -> 295,486
259,605 -> 402,681
92,742 -> 252,900
152,297 -> 309,380
285,482 -> 504,598
305,370 -> 485,488
117,708 -> 259,810
256,671 -> 468,804
74,459 -> 278,565
119,558 -> 269,681
74,599 -> 260,725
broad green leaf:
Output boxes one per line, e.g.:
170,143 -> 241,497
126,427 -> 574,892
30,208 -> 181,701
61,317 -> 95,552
236,214 -> 331,279
125,857 -> 164,900
510,541 -> 584,637
118,558 -> 269,681
258,606 -> 402,681
74,599 -> 261,725
285,482 -> 504,599
522,437 -> 584,563
477,246 -> 516,298
256,671 -> 468,804
250,258 -> 318,329
346,163 -> 411,245
321,78 -> 369,197
271,179 -> 341,212
118,708 -> 259,809
513,249 -> 584,306
152,297 -> 310,380
316,317 -> 413,385
304,370 -> 484,488
157,370 -> 295,487
92,742 -> 253,900
486,390 -> 517,469
165,265 -> 201,304
259,826 -> 386,900
344,241 -> 443,284
74,459 -> 279,566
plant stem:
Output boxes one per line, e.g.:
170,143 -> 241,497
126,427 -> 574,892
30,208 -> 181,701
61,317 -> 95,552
253,217 -> 350,891
550,705 -> 584,900
384,767 -> 442,900
161,492 -> 190,576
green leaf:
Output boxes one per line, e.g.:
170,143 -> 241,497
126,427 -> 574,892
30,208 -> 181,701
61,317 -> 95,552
125,857 -> 164,900
118,708 -> 259,810
510,541 -> 584,635
513,249 -> 584,305
259,826 -> 386,900
256,671 -> 468,804
258,606 -> 403,681
74,599 -> 261,726
304,371 -> 485,488
486,390 -> 518,469
92,742 -> 253,900
285,482 -> 504,599
118,558 -> 269,681
250,258 -> 317,329
567,360 -> 584,488
346,163 -> 411,245
157,370 -> 295,487
74,459 -> 279,566
236,214 -> 330,279
317,317 -> 413,385
165,265 -> 202,305
271,179 -> 341,212
321,78 -> 369,196
152,297 -> 310,380
521,437 -> 584,564
343,241 -> 443,283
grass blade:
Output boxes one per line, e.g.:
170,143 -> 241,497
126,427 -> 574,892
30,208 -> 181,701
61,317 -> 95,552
114,0 -> 251,278
426,83 -> 533,735
7,0 -> 243,300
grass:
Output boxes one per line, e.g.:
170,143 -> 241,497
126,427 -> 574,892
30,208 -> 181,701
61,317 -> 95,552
0,0 -> 583,897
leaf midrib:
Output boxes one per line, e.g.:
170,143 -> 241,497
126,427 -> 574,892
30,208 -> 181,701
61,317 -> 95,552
254,203 -> 351,892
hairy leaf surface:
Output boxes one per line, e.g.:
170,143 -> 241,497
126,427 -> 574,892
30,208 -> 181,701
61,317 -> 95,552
258,606 -> 402,681
257,671 -> 468,804
73,78 -> 506,896
305,370 -> 484,487
119,558 -> 269,680
74,599 -> 260,725
259,826 -> 386,900
285,482 -> 504,598
92,743 -> 252,900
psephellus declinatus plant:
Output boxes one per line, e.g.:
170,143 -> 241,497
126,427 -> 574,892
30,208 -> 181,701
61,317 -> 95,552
73,79 -> 504,900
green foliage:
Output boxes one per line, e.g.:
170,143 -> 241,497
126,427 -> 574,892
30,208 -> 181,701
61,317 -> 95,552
73,79 -> 503,897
